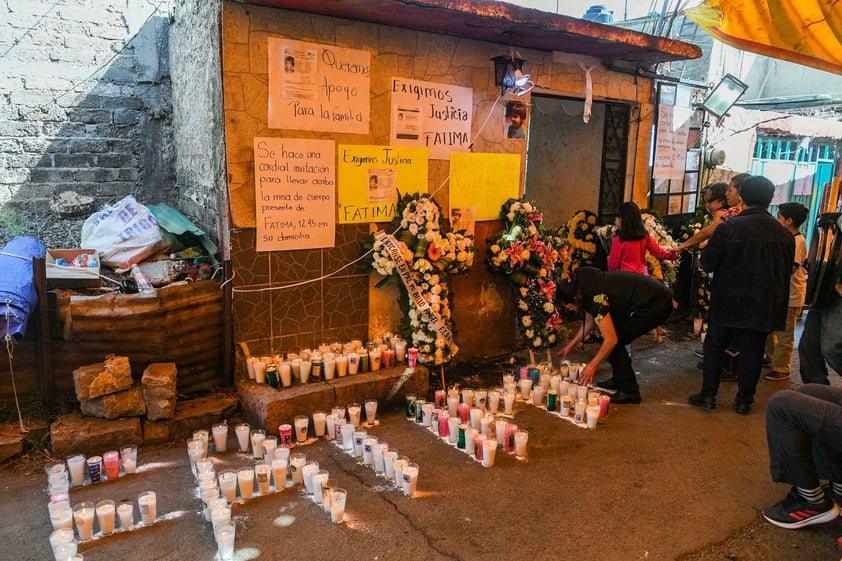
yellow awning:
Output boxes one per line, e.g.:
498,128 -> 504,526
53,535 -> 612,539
684,0 -> 842,75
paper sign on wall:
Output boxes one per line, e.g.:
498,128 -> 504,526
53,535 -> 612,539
389,78 -> 472,160
253,137 -> 336,251
449,153 -> 521,221
268,38 -> 370,134
337,145 -> 429,223
653,105 -> 690,180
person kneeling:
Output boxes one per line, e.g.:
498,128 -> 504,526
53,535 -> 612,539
556,266 -> 674,404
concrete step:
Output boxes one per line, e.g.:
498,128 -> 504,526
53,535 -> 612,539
237,365 -> 429,433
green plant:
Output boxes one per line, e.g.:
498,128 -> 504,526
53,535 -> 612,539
0,209 -> 27,242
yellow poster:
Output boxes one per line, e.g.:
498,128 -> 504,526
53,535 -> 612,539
449,153 -> 521,221
253,137 -> 336,251
337,145 -> 429,223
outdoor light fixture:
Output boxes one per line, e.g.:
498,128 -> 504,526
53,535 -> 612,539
491,50 -> 532,96
701,73 -> 749,118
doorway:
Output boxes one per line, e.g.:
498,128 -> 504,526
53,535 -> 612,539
524,94 -> 629,227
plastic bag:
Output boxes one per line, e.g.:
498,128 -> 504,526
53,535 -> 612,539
81,195 -> 169,270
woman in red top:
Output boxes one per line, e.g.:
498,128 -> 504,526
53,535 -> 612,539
608,202 -> 677,274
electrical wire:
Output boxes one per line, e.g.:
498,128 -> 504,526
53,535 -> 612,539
228,92 -> 506,294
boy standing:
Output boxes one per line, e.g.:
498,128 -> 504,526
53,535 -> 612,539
764,202 -> 809,381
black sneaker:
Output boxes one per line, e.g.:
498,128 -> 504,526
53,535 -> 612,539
761,488 -> 841,529
596,379 -> 617,390
687,393 -> 716,411
825,484 -> 842,514
693,348 -> 704,359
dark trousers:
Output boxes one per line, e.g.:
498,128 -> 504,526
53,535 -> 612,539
797,295 -> 842,385
610,303 -> 672,394
766,384 -> 842,487
700,323 -> 767,405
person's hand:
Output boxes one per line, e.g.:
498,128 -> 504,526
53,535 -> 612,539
578,362 -> 597,386
558,342 -> 574,361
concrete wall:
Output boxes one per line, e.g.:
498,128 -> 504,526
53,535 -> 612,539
214,2 -> 657,362
169,0 -> 226,244
0,0 -> 176,211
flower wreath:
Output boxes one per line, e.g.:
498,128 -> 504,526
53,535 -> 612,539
557,209 -> 598,281
641,209 -> 679,286
369,192 -> 475,366
487,198 -> 566,350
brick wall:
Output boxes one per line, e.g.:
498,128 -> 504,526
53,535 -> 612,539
0,0 -> 176,212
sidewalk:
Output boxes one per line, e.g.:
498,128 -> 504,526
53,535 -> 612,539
2,320 -> 840,561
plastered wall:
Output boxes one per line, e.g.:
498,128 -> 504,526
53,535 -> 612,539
219,2 -> 655,360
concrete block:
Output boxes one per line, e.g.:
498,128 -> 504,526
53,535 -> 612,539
329,366 -> 429,412
167,393 -> 239,442
72,355 -> 133,400
142,362 -> 178,421
237,381 -> 334,434
142,419 -> 171,444
79,384 -> 146,419
50,414 -> 142,457
236,366 -> 429,434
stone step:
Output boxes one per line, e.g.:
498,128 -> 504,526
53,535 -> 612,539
49,391 -> 239,456
237,365 -> 429,433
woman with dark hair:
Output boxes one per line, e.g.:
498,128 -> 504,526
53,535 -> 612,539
608,201 -> 677,275
557,266 -> 675,403
678,175 -> 749,251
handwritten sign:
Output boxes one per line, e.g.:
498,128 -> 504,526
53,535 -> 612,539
389,78 -> 472,160
253,137 -> 336,251
268,38 -> 370,134
653,105 -> 690,180
337,145 -> 429,223
449,153 -> 521,220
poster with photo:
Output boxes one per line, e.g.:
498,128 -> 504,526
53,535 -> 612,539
389,77 -> 472,160
366,168 -> 397,203
450,206 -> 476,237
268,38 -> 370,134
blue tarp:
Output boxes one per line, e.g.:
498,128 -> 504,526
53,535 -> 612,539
0,236 -> 45,340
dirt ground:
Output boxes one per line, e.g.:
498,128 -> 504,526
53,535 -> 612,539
2,318 -> 841,561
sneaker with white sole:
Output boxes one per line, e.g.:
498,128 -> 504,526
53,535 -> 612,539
761,487 -> 841,529
693,348 -> 704,359
764,370 -> 791,381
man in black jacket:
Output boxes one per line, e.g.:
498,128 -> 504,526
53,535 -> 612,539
688,175 -> 795,415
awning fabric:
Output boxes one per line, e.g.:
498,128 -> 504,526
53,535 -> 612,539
684,0 -> 842,76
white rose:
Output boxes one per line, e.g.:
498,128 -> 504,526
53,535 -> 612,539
519,287 -> 528,297
518,300 -> 528,311
533,337 -> 542,347
506,212 -> 515,222
525,329 -> 534,338
522,316 -> 532,327
543,302 -> 555,313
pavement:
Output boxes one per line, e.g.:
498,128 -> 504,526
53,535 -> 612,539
2,320 -> 841,561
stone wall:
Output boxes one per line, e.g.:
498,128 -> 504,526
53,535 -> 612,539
168,0 -> 226,248
0,0 -> 177,211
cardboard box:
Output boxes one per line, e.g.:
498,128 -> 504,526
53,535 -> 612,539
46,249 -> 101,289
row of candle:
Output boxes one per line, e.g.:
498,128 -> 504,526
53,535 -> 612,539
48,491 -> 156,560
245,334 -> 422,387
405,395 -> 523,466
45,445 -> 138,501
333,426 -> 420,496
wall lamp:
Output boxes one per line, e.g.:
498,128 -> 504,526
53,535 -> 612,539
491,51 -> 532,96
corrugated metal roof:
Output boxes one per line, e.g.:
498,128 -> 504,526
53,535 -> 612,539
236,0 -> 701,65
